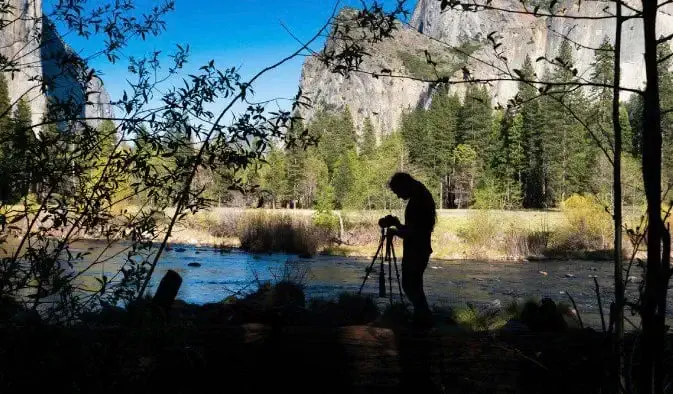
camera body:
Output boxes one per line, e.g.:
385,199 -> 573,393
378,215 -> 399,228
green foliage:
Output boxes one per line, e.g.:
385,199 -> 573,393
332,149 -> 363,209
453,303 -> 508,331
456,209 -> 500,250
311,107 -> 357,174
550,194 -> 613,252
0,98 -> 35,203
360,117 -> 376,156
260,145 -> 289,207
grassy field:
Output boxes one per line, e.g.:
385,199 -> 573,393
175,202 -> 643,260
3,199 -> 644,260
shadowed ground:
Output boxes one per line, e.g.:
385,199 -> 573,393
0,322 -> 621,394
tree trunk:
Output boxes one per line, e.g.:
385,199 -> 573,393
439,178 -> 443,209
640,1 -> 665,392
611,3 -> 625,390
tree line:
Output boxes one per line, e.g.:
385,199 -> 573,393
249,36 -> 663,211
0,36 -> 665,213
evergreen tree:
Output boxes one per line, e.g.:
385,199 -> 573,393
0,72 -> 12,202
658,41 -> 673,185
260,145 -> 289,208
285,119 -> 307,206
312,106 -> 357,174
331,148 -> 363,209
458,85 -> 492,146
519,55 -> 547,208
427,87 -> 461,208
487,110 -> 525,208
625,94 -> 644,156
541,39 -> 596,204
360,116 -> 377,157
6,99 -> 34,200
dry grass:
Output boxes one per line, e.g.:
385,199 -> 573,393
29,202 -> 641,260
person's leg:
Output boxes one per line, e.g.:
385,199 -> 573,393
401,259 -> 422,310
402,256 -> 432,325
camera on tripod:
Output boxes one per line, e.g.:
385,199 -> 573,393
378,214 -> 399,229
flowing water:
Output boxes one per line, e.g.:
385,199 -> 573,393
65,240 -> 667,329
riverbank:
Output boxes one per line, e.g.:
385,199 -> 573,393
168,205 -> 643,261
2,202 -> 645,261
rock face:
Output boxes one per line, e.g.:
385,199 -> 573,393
298,8 -> 454,140
410,0 -> 673,101
299,1 -> 673,139
0,0 -> 112,129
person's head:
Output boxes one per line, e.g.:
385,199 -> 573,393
388,172 -> 417,200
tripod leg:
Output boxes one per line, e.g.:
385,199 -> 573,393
391,240 -> 405,307
387,235 -> 393,306
378,245 -> 386,298
359,233 -> 385,294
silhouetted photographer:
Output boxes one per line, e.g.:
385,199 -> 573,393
379,172 -> 436,328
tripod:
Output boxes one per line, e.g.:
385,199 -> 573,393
358,228 -> 404,306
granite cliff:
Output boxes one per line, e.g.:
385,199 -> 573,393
0,0 -> 112,129
299,1 -> 671,139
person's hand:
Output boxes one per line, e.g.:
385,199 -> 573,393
385,215 -> 401,227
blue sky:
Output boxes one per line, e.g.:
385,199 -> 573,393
48,0 -> 414,119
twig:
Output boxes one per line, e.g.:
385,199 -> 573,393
594,276 -> 607,333
564,290 -> 584,329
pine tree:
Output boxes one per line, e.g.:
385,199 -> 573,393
360,116 -> 376,157
285,119 -> 307,206
312,107 -> 357,174
488,110 -> 525,208
427,87 -> 461,208
458,85 -> 492,148
4,99 -> 34,201
658,41 -> 673,185
0,72 -> 12,202
517,56 -> 547,208
541,39 -> 596,204
589,37 -> 617,155
625,94 -> 644,156
260,146 -> 289,208
331,148 -> 363,209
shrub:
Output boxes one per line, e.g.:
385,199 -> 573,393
503,226 -> 551,258
548,194 -> 612,253
453,303 -> 508,331
237,211 -> 328,256
184,209 -> 243,238
457,210 -> 501,255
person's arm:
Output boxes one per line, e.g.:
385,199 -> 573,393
387,216 -> 408,238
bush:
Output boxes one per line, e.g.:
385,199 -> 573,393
184,209 -> 243,238
457,210 -> 501,255
502,226 -> 551,258
548,194 -> 612,253
237,211 -> 329,256
453,303 -> 509,331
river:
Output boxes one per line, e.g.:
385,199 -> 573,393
63,240 -> 665,329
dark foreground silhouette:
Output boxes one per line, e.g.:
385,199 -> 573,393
1,271 -> 668,394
